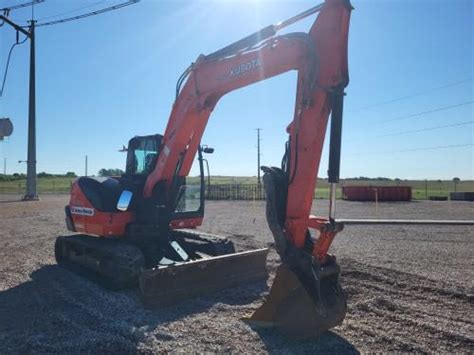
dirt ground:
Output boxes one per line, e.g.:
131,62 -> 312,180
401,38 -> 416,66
0,195 -> 472,353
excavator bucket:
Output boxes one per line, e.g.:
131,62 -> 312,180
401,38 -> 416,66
140,248 -> 269,308
244,263 -> 347,340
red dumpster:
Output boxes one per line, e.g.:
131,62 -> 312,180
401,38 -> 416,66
342,186 -> 412,201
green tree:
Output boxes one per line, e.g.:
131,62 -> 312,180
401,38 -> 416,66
98,168 -> 124,177
453,177 -> 460,192
38,172 -> 52,178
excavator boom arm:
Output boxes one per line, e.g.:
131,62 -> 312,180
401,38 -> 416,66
144,33 -> 316,194
144,0 -> 352,262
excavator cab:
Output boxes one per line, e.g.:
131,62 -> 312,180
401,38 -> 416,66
65,132 -> 209,235
120,133 -> 207,227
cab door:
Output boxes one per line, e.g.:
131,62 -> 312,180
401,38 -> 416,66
169,147 -> 207,229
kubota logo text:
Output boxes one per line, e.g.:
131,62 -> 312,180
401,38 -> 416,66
229,58 -> 261,78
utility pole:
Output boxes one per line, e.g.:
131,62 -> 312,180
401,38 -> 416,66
85,155 -> 88,177
3,158 -> 6,175
1,1 -> 137,199
256,128 -> 262,184
0,15 -> 38,200
25,21 -> 38,200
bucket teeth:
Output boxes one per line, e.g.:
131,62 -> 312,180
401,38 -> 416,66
244,263 -> 347,340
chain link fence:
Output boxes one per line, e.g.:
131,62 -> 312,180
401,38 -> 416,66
205,184 -> 266,200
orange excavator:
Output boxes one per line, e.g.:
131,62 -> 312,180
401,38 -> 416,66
55,0 -> 352,339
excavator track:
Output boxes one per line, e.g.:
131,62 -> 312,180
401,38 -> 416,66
55,231 -> 269,302
55,235 -> 145,289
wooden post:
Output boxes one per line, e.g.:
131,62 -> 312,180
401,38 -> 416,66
374,188 -> 378,214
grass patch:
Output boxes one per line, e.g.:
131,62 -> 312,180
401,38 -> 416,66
0,175 -> 472,200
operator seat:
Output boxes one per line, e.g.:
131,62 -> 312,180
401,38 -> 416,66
76,176 -> 123,212
144,153 -> 158,175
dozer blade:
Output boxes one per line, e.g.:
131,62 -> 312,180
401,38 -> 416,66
244,263 -> 347,340
140,248 -> 269,308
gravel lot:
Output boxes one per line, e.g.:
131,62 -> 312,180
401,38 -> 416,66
0,195 -> 472,353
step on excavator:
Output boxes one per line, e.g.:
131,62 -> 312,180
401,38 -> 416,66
55,0 -> 352,339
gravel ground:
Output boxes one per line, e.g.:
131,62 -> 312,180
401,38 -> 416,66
0,195 -> 472,353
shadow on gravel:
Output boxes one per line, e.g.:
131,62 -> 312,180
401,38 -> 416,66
0,199 -> 23,204
0,264 -> 269,353
252,328 -> 359,353
0,264 -> 359,353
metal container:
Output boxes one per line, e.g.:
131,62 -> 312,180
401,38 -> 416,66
450,192 -> 474,201
342,186 -> 412,201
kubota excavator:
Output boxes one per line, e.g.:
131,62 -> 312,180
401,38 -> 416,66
55,0 -> 352,339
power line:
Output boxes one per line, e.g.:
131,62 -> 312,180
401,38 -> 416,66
380,100 -> 473,124
346,120 -> 473,142
35,1 -> 106,22
390,143 -> 473,154
0,0 -> 44,13
350,143 -> 473,156
374,121 -> 474,138
35,0 -> 139,27
350,78 -> 472,112
1,35 -> 29,97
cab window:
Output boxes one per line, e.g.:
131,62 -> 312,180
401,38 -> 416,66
126,136 -> 160,175
135,150 -> 157,175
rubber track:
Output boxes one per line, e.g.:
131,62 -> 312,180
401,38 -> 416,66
55,235 -> 145,290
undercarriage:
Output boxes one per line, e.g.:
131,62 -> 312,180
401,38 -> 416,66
55,229 -> 269,300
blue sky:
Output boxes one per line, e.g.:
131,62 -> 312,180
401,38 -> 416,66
0,0 -> 472,179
